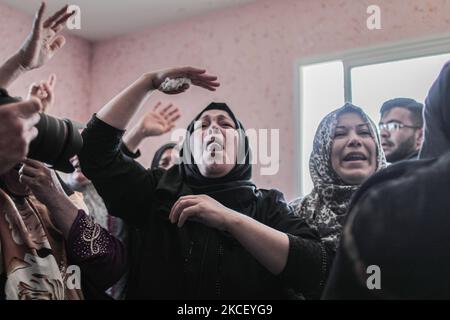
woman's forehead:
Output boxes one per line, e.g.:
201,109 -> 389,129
336,112 -> 367,127
161,148 -> 175,157
199,109 -> 232,120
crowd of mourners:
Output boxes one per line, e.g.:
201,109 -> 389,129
0,3 -> 449,300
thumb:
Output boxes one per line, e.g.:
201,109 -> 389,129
49,36 -> 66,54
11,98 -> 43,117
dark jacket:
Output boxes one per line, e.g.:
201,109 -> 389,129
322,155 -> 450,299
420,61 -> 450,159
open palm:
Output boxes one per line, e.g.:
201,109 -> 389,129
152,66 -> 220,94
19,3 -> 74,71
139,102 -> 181,137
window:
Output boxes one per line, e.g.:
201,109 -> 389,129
294,33 -> 450,197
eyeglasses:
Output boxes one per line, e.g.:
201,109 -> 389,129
378,121 -> 421,132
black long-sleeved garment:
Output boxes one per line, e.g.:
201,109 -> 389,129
79,115 -> 332,300
322,155 -> 450,299
420,61 -> 450,159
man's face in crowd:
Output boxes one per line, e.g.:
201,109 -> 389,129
380,107 -> 423,163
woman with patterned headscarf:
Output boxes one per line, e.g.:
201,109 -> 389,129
290,103 -> 386,254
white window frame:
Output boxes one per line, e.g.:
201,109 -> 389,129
293,32 -> 450,197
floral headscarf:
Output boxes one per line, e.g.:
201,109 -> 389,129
291,103 -> 386,251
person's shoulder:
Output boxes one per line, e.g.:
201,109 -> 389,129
349,153 -> 450,220
349,158 -> 438,211
441,60 -> 450,71
440,61 -> 450,75
288,197 -> 303,209
146,166 -> 166,175
257,188 -> 298,214
146,164 -> 185,193
348,153 -> 450,239
146,165 -> 176,180
288,197 -> 304,217
343,153 -> 450,299
258,188 -> 287,201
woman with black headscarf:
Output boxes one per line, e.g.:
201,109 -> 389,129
79,66 -> 331,299
150,142 -> 178,169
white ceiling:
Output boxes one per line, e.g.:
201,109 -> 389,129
0,0 -> 259,42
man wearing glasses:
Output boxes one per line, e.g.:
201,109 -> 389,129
379,98 -> 424,163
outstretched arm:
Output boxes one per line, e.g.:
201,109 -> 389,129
96,66 -> 219,130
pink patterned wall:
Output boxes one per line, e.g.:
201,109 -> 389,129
0,2 -> 92,122
3,0 -> 450,200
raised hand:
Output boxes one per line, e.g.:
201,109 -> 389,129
19,158 -> 80,237
18,2 -> 74,71
151,66 -> 220,94
27,74 -> 56,113
138,102 -> 181,137
95,66 -> 218,130
122,101 -> 181,153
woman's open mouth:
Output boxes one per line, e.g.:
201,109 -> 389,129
343,152 -> 367,162
207,141 -> 222,151
205,135 -> 224,154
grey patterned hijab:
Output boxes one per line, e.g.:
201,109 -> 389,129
291,103 -> 386,251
